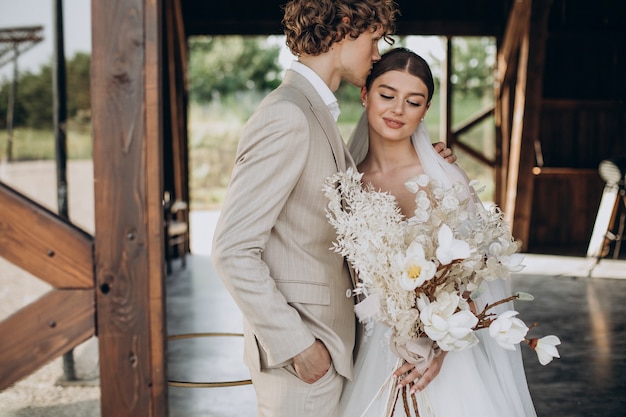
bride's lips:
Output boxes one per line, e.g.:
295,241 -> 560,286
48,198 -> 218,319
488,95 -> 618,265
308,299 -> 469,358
383,117 -> 404,129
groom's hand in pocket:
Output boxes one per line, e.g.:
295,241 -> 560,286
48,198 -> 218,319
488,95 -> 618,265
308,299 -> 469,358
292,339 -> 331,384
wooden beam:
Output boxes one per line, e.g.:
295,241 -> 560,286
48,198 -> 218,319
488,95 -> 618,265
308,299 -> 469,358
503,25 -> 530,225
0,182 -> 94,289
495,1 -> 527,209
497,0 -> 530,88
147,0 -> 168,416
0,289 -> 95,391
509,0 -> 554,250
451,106 -> 494,136
454,140 -> 496,167
91,0 -> 168,416
497,81 -> 512,205
165,0 -> 190,253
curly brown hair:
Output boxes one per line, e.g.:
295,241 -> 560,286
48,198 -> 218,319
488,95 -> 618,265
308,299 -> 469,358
282,0 -> 398,56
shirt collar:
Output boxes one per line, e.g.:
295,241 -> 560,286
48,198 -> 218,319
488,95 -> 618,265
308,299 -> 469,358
290,60 -> 340,121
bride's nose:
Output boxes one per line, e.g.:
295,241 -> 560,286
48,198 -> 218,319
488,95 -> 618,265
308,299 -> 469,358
391,100 -> 403,115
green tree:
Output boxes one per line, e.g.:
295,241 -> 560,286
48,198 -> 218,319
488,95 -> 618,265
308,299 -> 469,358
66,52 -> 91,122
188,36 -> 281,103
18,66 -> 53,129
0,53 -> 91,129
451,37 -> 496,98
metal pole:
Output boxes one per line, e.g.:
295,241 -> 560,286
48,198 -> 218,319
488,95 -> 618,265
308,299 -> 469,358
5,45 -> 18,162
53,0 -> 75,382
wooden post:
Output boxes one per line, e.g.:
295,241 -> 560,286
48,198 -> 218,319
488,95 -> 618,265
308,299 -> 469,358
91,0 -> 168,416
508,0 -> 553,249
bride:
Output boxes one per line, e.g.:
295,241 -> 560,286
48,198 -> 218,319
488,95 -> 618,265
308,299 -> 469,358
338,48 -> 538,417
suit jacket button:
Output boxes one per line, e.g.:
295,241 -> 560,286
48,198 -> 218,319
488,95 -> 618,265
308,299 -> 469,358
345,289 -> 352,298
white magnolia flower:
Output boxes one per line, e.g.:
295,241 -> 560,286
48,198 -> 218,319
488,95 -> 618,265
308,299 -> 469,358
399,242 -> 436,291
418,293 -> 454,336
419,292 -> 479,351
436,224 -> 471,265
419,292 -> 478,351
531,335 -> 561,365
436,310 -> 480,351
489,310 -> 529,350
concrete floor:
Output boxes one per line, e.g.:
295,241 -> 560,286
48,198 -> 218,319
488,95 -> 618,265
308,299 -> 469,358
165,253 -> 626,417
166,254 -> 256,417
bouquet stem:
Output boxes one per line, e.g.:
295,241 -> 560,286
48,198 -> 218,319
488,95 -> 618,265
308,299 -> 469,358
474,294 -> 520,329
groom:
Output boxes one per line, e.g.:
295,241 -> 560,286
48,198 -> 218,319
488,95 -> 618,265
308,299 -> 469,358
211,1 -> 453,416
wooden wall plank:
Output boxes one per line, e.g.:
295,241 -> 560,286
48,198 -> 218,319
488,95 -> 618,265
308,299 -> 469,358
539,100 -> 626,168
0,289 -> 95,391
530,169 -> 604,250
91,0 -> 167,416
0,182 -> 94,289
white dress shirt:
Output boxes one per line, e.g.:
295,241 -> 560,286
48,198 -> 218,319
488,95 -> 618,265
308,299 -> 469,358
290,60 -> 341,121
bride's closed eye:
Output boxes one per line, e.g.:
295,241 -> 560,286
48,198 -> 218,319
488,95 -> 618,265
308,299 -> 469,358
378,93 -> 422,107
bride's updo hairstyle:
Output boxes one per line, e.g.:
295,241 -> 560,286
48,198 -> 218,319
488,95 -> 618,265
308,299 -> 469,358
282,0 -> 398,56
365,48 -> 435,104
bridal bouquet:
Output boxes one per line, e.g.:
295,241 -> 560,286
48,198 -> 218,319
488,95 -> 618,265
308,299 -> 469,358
323,168 -> 560,371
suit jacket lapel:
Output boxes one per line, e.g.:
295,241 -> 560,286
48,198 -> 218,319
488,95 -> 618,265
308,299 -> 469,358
283,71 -> 350,172
311,106 -> 347,172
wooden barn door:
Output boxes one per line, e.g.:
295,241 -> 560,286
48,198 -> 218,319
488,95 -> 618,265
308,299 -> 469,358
494,0 -> 553,250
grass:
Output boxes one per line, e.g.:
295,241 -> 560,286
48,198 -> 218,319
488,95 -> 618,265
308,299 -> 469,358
0,122 -> 92,161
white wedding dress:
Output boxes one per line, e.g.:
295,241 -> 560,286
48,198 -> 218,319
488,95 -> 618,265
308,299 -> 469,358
338,115 -> 538,417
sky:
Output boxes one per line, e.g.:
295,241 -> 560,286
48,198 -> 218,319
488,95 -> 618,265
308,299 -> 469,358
0,0 -> 91,79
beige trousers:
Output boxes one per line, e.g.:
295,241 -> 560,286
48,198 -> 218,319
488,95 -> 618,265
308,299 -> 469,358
250,363 -> 345,417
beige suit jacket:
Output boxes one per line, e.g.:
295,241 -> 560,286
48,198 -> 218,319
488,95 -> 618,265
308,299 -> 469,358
211,70 -> 357,379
